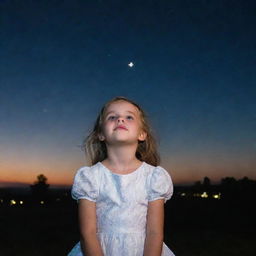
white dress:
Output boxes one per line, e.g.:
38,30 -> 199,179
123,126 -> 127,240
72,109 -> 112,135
68,161 -> 175,256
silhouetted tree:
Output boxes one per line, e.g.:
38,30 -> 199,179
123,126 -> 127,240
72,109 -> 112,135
237,176 -> 256,201
203,177 -> 211,187
221,177 -> 237,186
30,174 -> 50,202
220,177 -> 238,201
192,180 -> 202,194
202,177 -> 211,195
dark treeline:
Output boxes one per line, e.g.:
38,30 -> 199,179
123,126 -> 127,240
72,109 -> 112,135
0,174 -> 256,207
174,176 -> 256,202
0,174 -> 72,207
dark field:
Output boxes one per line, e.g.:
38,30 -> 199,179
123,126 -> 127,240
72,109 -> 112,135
0,196 -> 255,256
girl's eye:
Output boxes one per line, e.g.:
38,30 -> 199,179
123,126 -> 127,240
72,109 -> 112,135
106,115 -> 134,121
107,116 -> 117,120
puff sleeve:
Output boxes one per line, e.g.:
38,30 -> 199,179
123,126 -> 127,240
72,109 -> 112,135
71,166 -> 99,202
148,166 -> 174,203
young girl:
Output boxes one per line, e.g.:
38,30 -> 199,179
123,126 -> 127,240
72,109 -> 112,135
68,96 -> 175,256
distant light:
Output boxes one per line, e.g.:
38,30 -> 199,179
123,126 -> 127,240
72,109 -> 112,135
40,201 -> 44,205
56,198 -> 60,202
20,201 -> 24,205
201,192 -> 208,198
181,193 -> 186,197
10,199 -> 16,205
0,199 -> 3,203
213,193 -> 221,199
128,62 -> 134,67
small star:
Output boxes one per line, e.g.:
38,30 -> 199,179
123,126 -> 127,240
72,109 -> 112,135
128,62 -> 134,68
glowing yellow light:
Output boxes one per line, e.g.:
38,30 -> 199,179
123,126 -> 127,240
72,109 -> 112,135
201,192 -> 208,198
10,199 -> 16,205
0,199 -> 3,203
40,201 -> 44,204
213,193 -> 221,199
181,193 -> 186,197
20,201 -> 24,205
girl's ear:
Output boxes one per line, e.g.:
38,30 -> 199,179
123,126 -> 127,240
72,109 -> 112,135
138,131 -> 147,142
98,134 -> 105,141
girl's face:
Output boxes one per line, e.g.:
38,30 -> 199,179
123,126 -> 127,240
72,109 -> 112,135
99,100 -> 147,145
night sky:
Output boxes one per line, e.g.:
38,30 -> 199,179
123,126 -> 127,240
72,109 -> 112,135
1,0 -> 256,187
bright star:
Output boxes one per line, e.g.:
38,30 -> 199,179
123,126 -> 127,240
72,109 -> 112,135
128,62 -> 134,67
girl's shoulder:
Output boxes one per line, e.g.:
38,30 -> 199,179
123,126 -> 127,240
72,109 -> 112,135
72,163 -> 102,184
144,162 -> 173,188
144,163 -> 174,203
75,162 -> 101,174
143,162 -> 171,177
71,163 -> 101,201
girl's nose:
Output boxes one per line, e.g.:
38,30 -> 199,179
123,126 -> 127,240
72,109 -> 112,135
117,116 -> 124,123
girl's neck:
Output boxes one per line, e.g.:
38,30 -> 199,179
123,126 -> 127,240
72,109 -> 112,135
101,145 -> 142,172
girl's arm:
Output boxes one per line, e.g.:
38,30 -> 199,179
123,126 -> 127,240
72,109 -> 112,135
78,199 -> 104,256
143,199 -> 164,256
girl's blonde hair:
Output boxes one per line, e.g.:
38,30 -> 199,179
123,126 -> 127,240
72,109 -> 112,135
83,96 -> 160,166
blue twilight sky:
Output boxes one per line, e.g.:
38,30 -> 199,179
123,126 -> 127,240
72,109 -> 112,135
0,0 -> 256,186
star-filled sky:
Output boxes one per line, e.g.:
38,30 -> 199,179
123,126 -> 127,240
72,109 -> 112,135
1,0 -> 256,187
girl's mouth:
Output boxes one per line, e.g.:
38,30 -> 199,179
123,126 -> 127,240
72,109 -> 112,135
115,126 -> 128,130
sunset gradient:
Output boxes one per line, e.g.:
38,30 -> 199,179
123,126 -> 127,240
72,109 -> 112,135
1,0 -> 255,187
